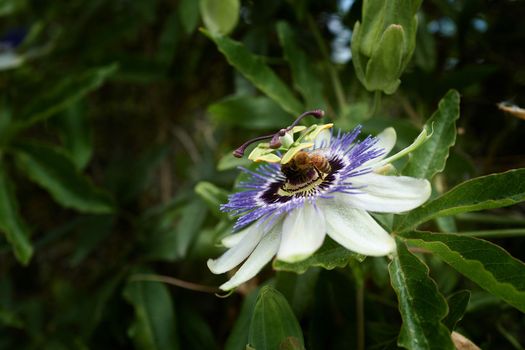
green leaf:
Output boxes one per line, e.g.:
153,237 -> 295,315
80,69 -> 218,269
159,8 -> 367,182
388,238 -> 454,350
17,64 -> 118,128
0,100 -> 13,145
0,306 -> 23,329
225,287 -> 259,350
178,304 -> 216,350
0,167 -> 33,264
201,29 -> 303,116
276,22 -> 325,110
82,273 -> 125,338
178,0 -> 200,34
69,215 -> 114,267
274,269 -> 320,318
308,270 -> 358,348
273,237 -> 365,274
157,12 -> 181,66
403,90 -> 460,179
123,278 -> 180,350
200,0 -> 239,35
400,231 -> 525,312
443,290 -> 470,331
13,142 -> 114,214
107,144 -> 169,204
395,168 -> 525,232
173,199 -> 207,259
194,181 -> 229,219
56,102 -> 93,170
0,0 -> 27,16
143,198 -> 207,261
248,286 -> 305,350
217,152 -> 251,171
208,95 -> 291,129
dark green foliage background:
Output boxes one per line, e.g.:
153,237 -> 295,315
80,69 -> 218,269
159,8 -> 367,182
1,0 -> 525,349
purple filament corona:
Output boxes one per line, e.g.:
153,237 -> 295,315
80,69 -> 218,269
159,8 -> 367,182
221,126 -> 385,231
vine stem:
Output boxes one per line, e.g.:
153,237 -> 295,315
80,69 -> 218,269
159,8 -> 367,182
454,228 -> 525,238
129,273 -> 219,293
456,213 -> 525,225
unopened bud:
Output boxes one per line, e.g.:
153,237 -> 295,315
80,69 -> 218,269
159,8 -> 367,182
351,0 -> 422,95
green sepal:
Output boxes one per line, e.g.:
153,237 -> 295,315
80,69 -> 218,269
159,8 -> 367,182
375,124 -> 433,168
364,24 -> 405,94
358,0 -> 387,57
351,21 -> 366,85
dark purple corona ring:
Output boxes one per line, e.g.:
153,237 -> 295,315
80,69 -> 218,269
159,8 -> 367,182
221,126 -> 384,231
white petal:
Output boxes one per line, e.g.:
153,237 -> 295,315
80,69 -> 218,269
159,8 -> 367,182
361,127 -> 396,168
277,203 -> 326,263
314,129 -> 332,149
345,173 -> 431,213
322,204 -> 396,256
219,223 -> 282,291
207,223 -> 265,274
375,127 -> 397,159
221,230 -> 247,248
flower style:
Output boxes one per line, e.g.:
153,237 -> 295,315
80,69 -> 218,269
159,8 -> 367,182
208,116 -> 431,291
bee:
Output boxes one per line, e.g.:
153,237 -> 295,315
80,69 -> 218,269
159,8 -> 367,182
309,152 -> 332,174
281,151 -> 332,183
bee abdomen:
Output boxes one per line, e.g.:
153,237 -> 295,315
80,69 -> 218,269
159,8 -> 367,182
310,154 -> 332,174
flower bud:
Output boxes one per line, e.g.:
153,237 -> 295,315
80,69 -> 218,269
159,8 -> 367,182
351,0 -> 422,94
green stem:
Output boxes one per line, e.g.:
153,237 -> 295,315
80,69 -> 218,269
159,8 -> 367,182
454,228 -> 525,238
369,90 -> 382,117
307,15 -> 347,113
328,65 -> 347,114
456,213 -> 525,225
356,283 -> 365,350
497,321 -> 525,350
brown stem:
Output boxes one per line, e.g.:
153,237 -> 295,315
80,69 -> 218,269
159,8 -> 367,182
129,273 -> 220,294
